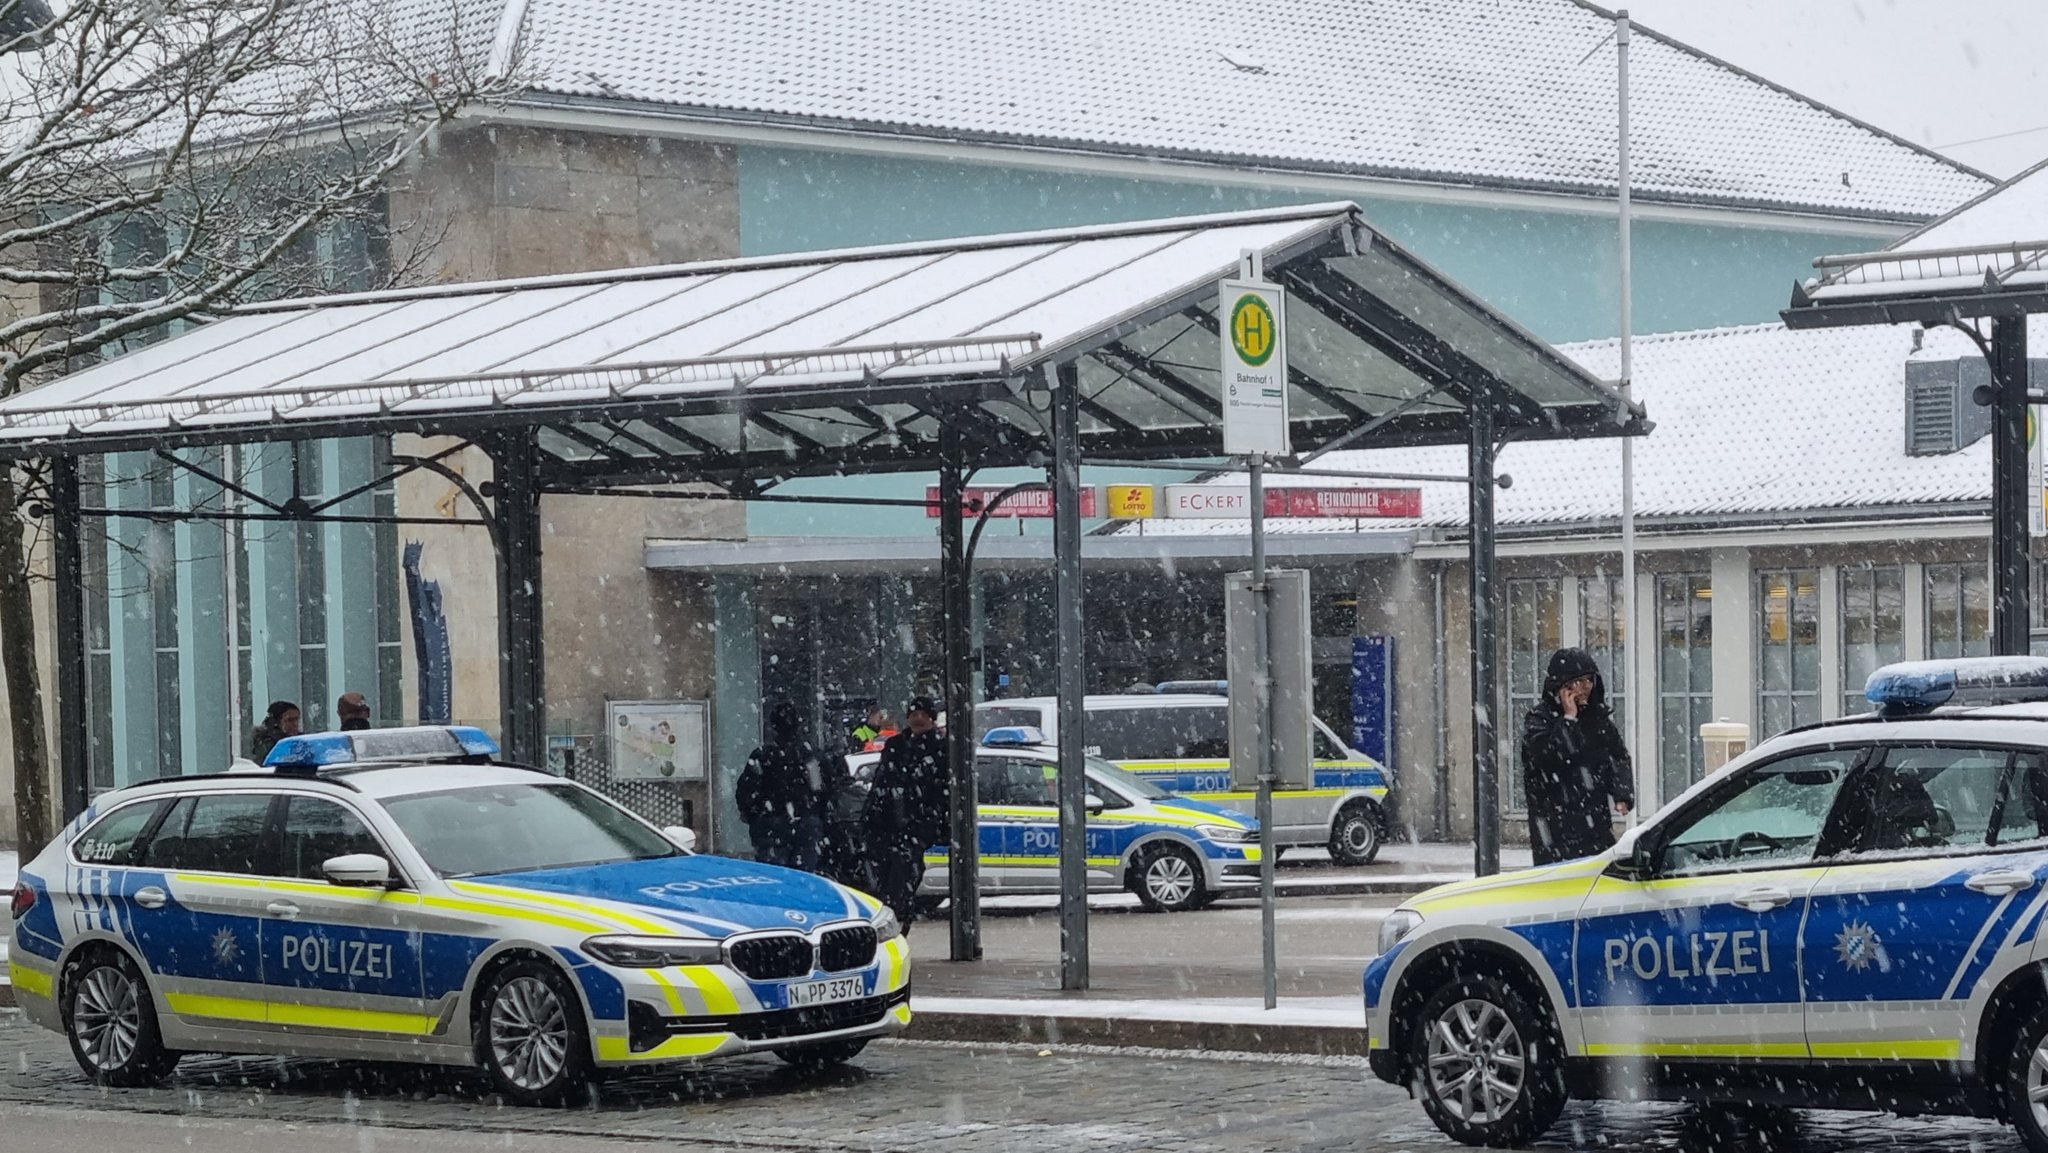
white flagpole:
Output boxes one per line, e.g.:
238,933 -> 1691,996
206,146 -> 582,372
1617,11 -> 1640,822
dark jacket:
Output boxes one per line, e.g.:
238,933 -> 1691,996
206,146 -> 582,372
735,739 -> 828,830
1520,648 -> 1635,865
865,726 -> 951,850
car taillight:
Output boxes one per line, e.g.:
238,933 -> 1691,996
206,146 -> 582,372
9,882 -> 33,919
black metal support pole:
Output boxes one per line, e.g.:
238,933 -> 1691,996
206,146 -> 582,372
489,432 -> 547,768
1469,389 -> 1501,877
1992,315 -> 2032,655
51,456 -> 88,819
1051,362 -> 1090,990
937,418 -> 982,961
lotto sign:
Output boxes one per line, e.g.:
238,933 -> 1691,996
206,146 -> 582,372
1105,484 -> 1157,518
1219,277 -> 1290,457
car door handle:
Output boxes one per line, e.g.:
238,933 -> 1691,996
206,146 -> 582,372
264,901 -> 301,920
1730,887 -> 1791,913
132,887 -> 168,910
1966,871 -> 2037,896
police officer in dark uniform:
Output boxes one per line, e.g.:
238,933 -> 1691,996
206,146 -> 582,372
864,696 -> 951,924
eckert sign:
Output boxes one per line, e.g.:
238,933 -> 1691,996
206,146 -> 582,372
926,485 -> 1099,518
1162,485 -> 1423,519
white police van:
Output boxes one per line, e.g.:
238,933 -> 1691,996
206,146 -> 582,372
1364,657 -> 2048,1149
975,689 -> 1392,864
9,727 -> 910,1103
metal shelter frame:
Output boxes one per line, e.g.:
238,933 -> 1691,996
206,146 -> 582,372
0,203 -> 1645,989
1785,234 -> 2048,657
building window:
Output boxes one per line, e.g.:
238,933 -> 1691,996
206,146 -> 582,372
1927,563 -> 1991,658
372,438 -> 404,724
1840,565 -> 1904,715
1657,573 -> 1713,801
147,461 -> 180,777
1757,569 -> 1820,738
294,442 -> 327,729
1578,572 -> 1627,722
1504,578 -> 1562,811
83,460 -> 113,793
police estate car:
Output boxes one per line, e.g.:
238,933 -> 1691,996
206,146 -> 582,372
1365,658 -> 2048,1150
7,727 -> 910,1104
850,727 -> 1262,912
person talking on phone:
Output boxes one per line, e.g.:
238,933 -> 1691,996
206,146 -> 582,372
1520,647 -> 1634,865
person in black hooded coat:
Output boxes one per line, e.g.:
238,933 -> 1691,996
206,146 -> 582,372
1520,648 -> 1635,865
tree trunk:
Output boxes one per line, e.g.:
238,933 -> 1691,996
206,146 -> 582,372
0,469 -> 53,855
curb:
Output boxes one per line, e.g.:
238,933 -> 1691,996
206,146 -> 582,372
0,983 -> 13,1009
905,1010 -> 1365,1057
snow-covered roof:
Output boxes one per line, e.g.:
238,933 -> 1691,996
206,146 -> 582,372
496,0 -> 1988,221
1800,157 -> 2048,305
1119,318 -> 2043,538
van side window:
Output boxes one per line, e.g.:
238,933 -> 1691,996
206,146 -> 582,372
1089,707 -> 1229,761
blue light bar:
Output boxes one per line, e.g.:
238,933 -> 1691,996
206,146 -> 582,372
262,725 -> 502,771
1865,657 -> 2048,716
983,725 -> 1047,747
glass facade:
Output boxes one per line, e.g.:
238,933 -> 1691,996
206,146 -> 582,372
1756,569 -> 1821,737
1504,578 -> 1562,811
1839,565 -> 1904,716
1657,573 -> 1713,802
82,438 -> 406,792
1578,572 -> 1627,721
1926,563 -> 1992,659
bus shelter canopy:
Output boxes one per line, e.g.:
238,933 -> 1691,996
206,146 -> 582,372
0,202 -> 1642,479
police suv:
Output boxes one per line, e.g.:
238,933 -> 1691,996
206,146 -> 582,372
975,689 -> 1392,864
7,727 -> 910,1103
1365,658 -> 2048,1149
849,726 -> 1262,912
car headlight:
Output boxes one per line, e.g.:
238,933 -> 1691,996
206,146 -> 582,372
871,905 -> 903,943
1197,824 -> 1253,843
1377,909 -> 1423,955
581,934 -> 724,968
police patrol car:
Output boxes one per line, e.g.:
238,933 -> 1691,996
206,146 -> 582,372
849,726 -> 1261,912
6,727 -> 910,1103
975,689 -> 1392,864
1365,657 -> 2048,1149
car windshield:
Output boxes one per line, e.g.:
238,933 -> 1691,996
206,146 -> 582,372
1086,755 -> 1170,800
380,781 -> 678,878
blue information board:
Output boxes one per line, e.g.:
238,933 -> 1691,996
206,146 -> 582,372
1352,635 -> 1395,766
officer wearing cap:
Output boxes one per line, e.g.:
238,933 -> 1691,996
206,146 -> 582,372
864,695 -> 952,924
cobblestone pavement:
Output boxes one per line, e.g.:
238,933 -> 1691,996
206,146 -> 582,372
0,1011 -> 2028,1152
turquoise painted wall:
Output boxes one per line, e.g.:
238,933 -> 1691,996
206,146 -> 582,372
736,146 -> 1892,536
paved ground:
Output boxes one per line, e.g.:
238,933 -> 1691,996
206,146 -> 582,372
913,891 -> 1398,999
0,1011 -> 2026,1152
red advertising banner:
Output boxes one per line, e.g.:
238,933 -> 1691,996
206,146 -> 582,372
1162,485 -> 1422,519
925,485 -> 1099,518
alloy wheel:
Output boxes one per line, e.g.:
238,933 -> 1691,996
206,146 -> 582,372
72,965 -> 142,1072
1145,853 -> 1196,905
2027,1036 -> 2048,1132
1425,997 -> 1527,1124
489,975 -> 571,1092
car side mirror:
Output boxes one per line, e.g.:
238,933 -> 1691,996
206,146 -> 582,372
1085,793 -> 1106,815
662,825 -> 698,853
322,853 -> 392,888
1603,842 -> 1653,882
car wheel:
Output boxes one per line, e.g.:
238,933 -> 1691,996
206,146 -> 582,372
2005,999 -> 2048,1152
1132,844 -> 1207,913
61,948 -> 177,1087
1328,802 -> 1383,866
1410,972 -> 1567,1147
775,1038 -> 869,1072
476,958 -> 592,1107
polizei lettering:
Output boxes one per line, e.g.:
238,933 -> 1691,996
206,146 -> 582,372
280,934 -> 393,980
638,875 -> 781,900
1603,930 -> 1772,981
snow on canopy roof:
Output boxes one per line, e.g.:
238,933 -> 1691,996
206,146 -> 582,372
501,0 -> 1987,220
1118,317 -> 2047,538
0,203 -> 1630,462
1800,158 -> 2048,306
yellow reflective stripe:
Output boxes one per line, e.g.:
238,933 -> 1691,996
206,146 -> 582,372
1584,1042 -> 1808,1059
9,964 -> 54,999
1810,1040 -> 1963,1061
1193,789 -> 1348,800
1240,846 -> 1263,863
880,936 -> 909,991
676,964 -> 741,1015
596,1032 -> 732,1062
451,881 -> 669,935
166,874 -> 421,904
848,890 -> 882,913
1412,876 -> 1598,914
164,993 -> 437,1035
645,968 -> 689,1015
419,894 -> 614,935
891,1003 -> 913,1026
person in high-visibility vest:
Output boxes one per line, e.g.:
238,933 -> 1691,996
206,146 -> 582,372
850,707 -> 888,747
